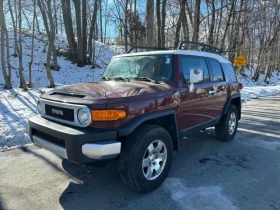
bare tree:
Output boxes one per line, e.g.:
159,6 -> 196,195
88,0 -> 99,67
18,0 -> 27,90
156,0 -> 161,47
160,0 -> 167,47
8,0 -> 18,57
82,0 -> 87,63
0,0 -> 12,89
62,0 -> 78,63
28,0 -> 37,88
37,0 -> 56,88
192,0 -> 201,42
146,0 -> 154,47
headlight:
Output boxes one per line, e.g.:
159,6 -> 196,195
77,108 -> 91,125
37,100 -> 43,114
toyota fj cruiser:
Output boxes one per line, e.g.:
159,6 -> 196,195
29,41 -> 241,192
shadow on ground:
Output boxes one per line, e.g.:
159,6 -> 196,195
57,96 -> 280,210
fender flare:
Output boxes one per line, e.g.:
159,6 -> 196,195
118,110 -> 179,150
222,94 -> 241,118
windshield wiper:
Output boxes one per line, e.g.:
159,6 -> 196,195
132,77 -> 160,84
113,77 -> 130,82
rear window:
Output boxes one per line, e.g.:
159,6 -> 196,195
208,59 -> 224,81
221,63 -> 237,82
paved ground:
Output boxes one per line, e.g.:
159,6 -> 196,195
1,95 -> 280,210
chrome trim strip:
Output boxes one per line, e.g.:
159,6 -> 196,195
82,141 -> 121,160
33,135 -> 68,159
39,98 -> 91,127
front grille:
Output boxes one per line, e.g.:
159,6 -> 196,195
45,104 -> 74,122
33,129 -> 65,148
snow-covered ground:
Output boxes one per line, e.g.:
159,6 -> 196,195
0,32 -> 279,150
237,69 -> 280,100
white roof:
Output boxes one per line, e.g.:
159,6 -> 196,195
113,50 -> 231,64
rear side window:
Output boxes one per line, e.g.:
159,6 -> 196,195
221,63 -> 237,82
208,59 -> 224,81
181,57 -> 210,82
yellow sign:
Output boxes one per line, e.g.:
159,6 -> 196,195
233,55 -> 247,68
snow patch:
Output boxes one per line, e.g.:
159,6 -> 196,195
164,178 -> 238,210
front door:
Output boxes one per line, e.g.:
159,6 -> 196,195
179,56 -> 227,131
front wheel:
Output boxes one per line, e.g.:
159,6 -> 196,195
119,124 -> 173,192
215,105 -> 239,142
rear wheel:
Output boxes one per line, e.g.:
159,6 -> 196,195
119,124 -> 173,192
215,105 -> 239,142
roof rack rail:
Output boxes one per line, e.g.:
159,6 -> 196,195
127,46 -> 169,53
178,41 -> 222,55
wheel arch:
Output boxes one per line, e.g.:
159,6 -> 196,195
223,94 -> 241,120
118,110 -> 179,151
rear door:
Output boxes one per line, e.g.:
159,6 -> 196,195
179,56 -> 218,130
206,58 -> 228,117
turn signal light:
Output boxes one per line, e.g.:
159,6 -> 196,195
91,110 -> 126,121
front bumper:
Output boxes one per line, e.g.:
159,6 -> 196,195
29,115 -> 121,164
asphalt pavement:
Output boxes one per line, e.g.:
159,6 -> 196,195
0,95 -> 280,210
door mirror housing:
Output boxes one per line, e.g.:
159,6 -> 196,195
189,68 -> 204,84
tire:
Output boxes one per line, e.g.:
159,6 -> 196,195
119,124 -> 173,193
215,105 -> 239,142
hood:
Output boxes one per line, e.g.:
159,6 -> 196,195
41,81 -> 174,103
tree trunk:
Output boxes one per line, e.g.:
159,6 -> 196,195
220,0 -> 236,52
0,0 -> 12,89
99,0 -> 103,43
46,45 -> 55,88
181,0 -> 189,41
54,0 -> 58,34
73,0 -> 84,66
28,0 -> 37,88
88,0 -> 99,67
124,0 -> 129,52
82,0 -> 87,63
37,0 -> 55,88
174,11 -> 182,48
192,0 -> 201,42
134,0 -> 137,46
8,0 -> 18,56
160,0 -> 166,48
207,1 -> 215,45
146,0 -> 154,47
62,0 -> 77,63
18,0 -> 27,91
46,0 -> 58,71
156,0 -> 161,48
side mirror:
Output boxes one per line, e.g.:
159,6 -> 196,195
189,68 -> 204,84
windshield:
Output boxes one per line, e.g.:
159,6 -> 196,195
103,55 -> 173,81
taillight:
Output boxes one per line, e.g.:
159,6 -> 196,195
239,83 -> 244,90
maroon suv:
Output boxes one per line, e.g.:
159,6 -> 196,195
29,42 -> 241,192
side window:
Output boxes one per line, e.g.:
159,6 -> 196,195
208,59 -> 225,81
181,57 -> 210,82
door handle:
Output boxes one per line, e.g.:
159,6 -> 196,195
209,90 -> 217,95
